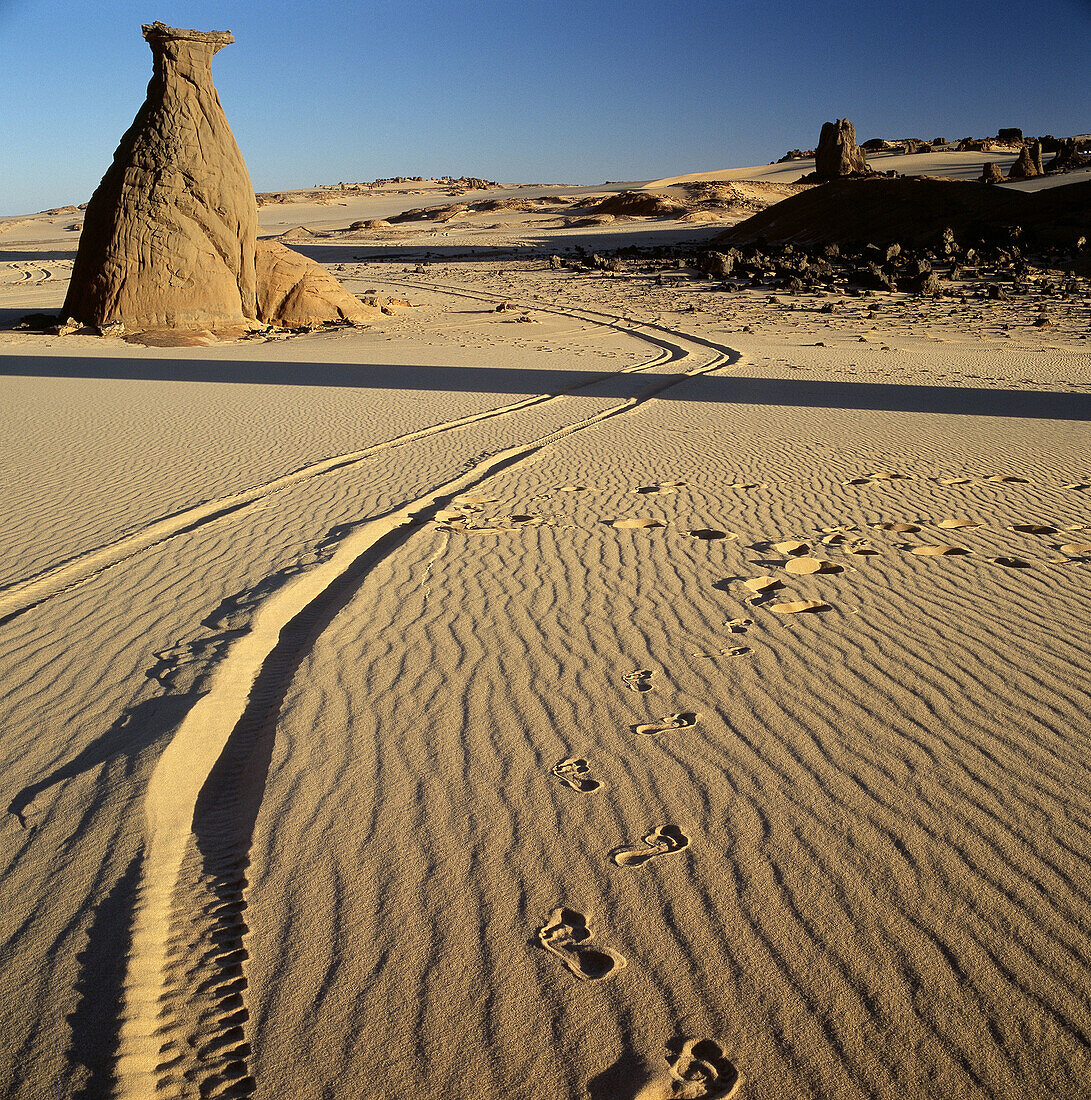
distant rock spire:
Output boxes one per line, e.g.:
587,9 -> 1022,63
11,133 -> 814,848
814,119 -> 869,181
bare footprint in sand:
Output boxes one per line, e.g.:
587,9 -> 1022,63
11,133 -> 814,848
1010,523 -> 1058,535
990,556 -> 1033,568
610,825 -> 690,867
552,758 -> 602,792
725,617 -> 752,633
741,576 -> 784,597
614,517 -> 667,530
623,669 -> 655,692
693,646 -> 750,659
910,544 -> 969,556
537,908 -> 626,980
634,481 -> 686,495
772,539 -> 809,556
769,600 -> 831,614
783,557 -> 843,575
666,1038 -> 742,1099
633,712 -> 699,736
686,529 -> 738,541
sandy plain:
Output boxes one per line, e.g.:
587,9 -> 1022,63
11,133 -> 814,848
0,150 -> 1089,1100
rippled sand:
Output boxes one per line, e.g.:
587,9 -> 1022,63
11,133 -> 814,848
0,183 -> 1089,1099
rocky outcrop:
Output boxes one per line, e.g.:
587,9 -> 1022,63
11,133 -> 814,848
1046,138 -> 1088,174
255,241 -> 376,327
63,23 -> 259,335
997,127 -> 1023,144
1008,141 -> 1044,179
815,119 -> 869,181
981,162 -> 1004,184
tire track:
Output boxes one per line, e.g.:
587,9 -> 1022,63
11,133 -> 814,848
0,312 -> 683,629
110,298 -> 740,1097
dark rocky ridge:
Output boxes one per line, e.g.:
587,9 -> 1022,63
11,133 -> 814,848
714,177 -> 1091,251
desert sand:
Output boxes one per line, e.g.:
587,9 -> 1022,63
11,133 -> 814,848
0,151 -> 1089,1100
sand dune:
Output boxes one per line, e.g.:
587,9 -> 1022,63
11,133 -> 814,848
0,172 -> 1089,1100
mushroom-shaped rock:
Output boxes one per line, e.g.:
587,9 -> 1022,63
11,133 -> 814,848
815,119 -> 870,181
63,23 -> 259,335
255,241 -> 377,327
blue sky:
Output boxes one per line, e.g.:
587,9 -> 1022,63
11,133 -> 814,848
1,0 -> 1088,215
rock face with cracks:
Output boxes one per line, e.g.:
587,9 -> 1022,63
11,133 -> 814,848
64,23 -> 259,335
1008,141 -> 1045,180
255,241 -> 375,327
815,119 -> 870,181
64,22 -> 366,339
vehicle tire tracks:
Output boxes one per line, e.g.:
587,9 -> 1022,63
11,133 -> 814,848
0,314 -> 679,628
94,286 -> 743,1098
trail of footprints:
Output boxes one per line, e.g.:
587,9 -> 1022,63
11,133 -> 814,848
518,470 -> 1088,1097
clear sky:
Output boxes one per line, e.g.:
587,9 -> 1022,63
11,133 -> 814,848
1,0 -> 1089,215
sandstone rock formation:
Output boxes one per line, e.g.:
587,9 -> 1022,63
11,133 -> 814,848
1008,141 -> 1044,179
815,119 -> 869,181
981,162 -> 1004,184
64,22 -> 368,340
255,241 -> 375,327
1046,138 -> 1088,174
63,23 -> 258,335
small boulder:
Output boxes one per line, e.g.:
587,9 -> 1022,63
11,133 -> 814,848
697,250 -> 738,279
254,240 -> 376,327
912,271 -> 941,297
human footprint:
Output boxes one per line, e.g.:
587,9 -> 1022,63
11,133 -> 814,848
610,825 -> 690,867
623,669 -> 655,692
536,908 -> 626,980
633,713 -> 699,736
551,757 -> 602,793
666,1038 -> 742,1099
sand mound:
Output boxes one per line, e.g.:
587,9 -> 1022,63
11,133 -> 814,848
581,191 -> 688,217
716,176 -> 1091,248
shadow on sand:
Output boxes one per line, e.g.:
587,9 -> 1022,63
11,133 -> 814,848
0,354 -> 1086,420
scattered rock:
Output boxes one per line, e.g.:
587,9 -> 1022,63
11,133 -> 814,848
697,250 -> 738,279
912,271 -> 941,296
